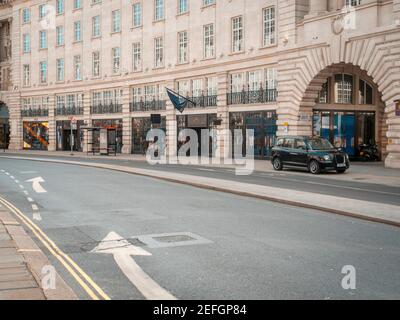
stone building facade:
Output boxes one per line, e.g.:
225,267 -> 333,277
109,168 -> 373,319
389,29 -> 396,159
0,0 -> 399,167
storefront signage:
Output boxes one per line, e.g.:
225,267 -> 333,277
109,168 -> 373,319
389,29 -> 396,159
395,100 -> 400,116
283,122 -> 289,134
187,115 -> 208,128
299,113 -> 312,122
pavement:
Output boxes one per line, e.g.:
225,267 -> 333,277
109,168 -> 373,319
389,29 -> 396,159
1,150 -> 400,227
0,158 -> 399,300
0,203 -> 76,300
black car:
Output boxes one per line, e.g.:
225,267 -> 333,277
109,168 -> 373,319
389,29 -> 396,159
271,136 -> 350,174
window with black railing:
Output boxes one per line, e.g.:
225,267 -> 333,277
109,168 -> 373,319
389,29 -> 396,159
130,97 -> 166,112
55,104 -> 84,116
227,85 -> 277,105
91,102 -> 123,114
21,108 -> 49,117
186,93 -> 218,108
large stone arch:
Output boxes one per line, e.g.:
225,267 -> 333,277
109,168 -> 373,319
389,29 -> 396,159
277,31 -> 400,168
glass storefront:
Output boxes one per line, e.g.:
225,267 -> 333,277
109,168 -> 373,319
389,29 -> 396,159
0,119 -> 9,149
56,121 -> 84,152
0,103 -> 9,149
23,122 -> 49,150
177,114 -> 217,157
230,111 -> 277,159
132,117 -> 166,154
313,110 -> 375,157
92,119 -> 123,153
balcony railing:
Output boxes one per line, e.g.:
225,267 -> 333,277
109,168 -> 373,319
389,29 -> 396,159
130,98 -> 166,112
55,104 -> 84,116
91,103 -> 122,114
227,87 -> 277,105
186,94 -> 217,108
21,108 -> 49,117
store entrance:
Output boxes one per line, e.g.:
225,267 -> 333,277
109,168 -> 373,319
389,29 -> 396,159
177,114 -> 217,157
230,111 -> 277,159
56,121 -> 84,152
0,102 -> 9,149
313,110 -> 376,158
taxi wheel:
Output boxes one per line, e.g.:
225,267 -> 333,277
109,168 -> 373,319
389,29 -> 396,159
309,160 -> 321,175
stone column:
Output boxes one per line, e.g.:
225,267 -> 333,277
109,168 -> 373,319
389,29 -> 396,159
216,72 -> 230,161
394,0 -> 400,26
309,0 -> 327,14
166,80 -> 177,161
47,94 -> 56,151
82,90 -> 92,153
121,86 -> 132,154
8,92 -> 23,150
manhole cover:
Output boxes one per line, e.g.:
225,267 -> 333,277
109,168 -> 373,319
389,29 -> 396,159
152,235 -> 195,243
134,232 -> 213,248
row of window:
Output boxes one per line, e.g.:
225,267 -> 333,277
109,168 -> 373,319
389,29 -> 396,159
22,6 -> 276,59
318,74 -> 374,105
22,1 -> 216,25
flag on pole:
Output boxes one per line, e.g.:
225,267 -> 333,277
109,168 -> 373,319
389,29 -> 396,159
166,88 -> 195,113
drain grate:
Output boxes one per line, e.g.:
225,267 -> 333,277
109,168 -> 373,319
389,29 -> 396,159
153,235 -> 195,243
134,232 -> 213,249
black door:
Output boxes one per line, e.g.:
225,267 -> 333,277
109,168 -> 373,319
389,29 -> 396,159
281,138 -> 295,164
292,138 -> 308,167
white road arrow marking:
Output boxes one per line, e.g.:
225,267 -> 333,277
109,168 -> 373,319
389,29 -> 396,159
26,177 -> 47,194
91,231 -> 176,300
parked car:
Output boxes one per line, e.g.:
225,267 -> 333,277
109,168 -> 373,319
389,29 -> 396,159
271,136 -> 350,174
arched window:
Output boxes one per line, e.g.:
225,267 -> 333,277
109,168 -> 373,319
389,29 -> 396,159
359,79 -> 373,105
334,74 -> 353,104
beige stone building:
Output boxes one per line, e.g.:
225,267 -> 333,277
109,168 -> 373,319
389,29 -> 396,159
0,0 -> 399,167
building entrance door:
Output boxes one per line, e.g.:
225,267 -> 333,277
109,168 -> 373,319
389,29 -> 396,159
0,102 -> 9,149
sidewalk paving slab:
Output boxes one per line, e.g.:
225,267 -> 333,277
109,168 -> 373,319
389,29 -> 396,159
0,207 -> 77,300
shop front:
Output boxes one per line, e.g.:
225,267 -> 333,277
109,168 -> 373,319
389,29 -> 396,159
0,103 -> 9,149
313,110 -> 375,158
229,111 -> 277,159
132,116 -> 166,154
23,121 -> 49,150
177,113 -> 217,156
92,119 -> 123,153
56,120 -> 84,152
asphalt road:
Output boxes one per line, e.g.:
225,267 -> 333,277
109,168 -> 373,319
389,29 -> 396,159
2,153 -> 400,206
0,158 -> 399,300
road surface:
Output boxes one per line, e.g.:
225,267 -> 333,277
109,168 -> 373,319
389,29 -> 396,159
0,158 -> 399,299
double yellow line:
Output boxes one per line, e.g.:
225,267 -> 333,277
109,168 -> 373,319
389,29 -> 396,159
0,196 -> 110,300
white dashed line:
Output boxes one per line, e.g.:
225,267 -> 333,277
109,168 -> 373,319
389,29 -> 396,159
15,180 -> 19,183
5,172 -> 9,175
27,197 -> 34,203
23,190 -> 29,195
33,213 -> 42,221
19,185 -> 24,189
31,204 -> 39,211
10,176 -> 15,179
